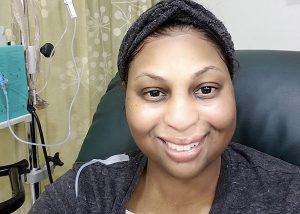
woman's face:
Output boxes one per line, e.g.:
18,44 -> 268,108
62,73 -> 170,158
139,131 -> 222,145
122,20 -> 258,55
125,30 -> 236,179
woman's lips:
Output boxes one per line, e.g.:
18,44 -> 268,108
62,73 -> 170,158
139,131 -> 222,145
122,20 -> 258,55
158,134 -> 207,162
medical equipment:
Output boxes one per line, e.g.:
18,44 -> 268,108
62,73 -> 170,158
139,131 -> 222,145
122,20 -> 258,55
0,44 -> 60,204
0,0 -> 79,148
0,45 -> 29,124
1,0 -> 79,211
64,0 -> 77,18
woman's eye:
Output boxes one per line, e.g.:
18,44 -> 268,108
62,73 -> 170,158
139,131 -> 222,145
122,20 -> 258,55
148,90 -> 161,97
142,89 -> 166,101
201,86 -> 215,94
195,86 -> 217,98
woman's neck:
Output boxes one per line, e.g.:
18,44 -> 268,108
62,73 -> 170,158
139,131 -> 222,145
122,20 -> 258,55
127,157 -> 221,214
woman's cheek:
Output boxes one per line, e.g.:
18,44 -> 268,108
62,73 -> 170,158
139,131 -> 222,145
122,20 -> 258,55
126,96 -> 161,132
199,94 -> 236,132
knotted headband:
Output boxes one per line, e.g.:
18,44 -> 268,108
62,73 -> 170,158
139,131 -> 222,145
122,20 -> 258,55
117,0 -> 235,81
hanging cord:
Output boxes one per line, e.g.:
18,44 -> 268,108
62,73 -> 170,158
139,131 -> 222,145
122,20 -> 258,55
28,105 -> 53,183
36,13 -> 69,94
48,17 -> 80,147
0,78 -> 53,183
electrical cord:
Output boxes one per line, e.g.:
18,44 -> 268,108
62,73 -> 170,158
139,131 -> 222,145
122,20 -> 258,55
62,17 -> 80,145
1,87 -> 41,147
1,73 -> 53,183
30,107 -> 53,183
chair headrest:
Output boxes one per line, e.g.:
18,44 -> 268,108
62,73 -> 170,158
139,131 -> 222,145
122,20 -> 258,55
233,50 -> 300,166
77,50 -> 300,166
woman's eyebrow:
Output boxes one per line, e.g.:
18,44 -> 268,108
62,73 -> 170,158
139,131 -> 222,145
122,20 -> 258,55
134,66 -> 223,81
135,72 -> 166,82
192,65 -> 223,79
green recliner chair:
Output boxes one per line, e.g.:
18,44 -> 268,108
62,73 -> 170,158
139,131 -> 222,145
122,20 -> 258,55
77,50 -> 300,167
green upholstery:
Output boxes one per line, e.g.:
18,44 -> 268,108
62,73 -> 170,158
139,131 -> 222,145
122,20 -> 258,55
77,76 -> 137,162
232,50 -> 300,166
77,50 -> 300,166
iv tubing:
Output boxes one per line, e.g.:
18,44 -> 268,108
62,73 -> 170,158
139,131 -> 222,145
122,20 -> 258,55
2,18 -> 80,147
36,15 -> 69,94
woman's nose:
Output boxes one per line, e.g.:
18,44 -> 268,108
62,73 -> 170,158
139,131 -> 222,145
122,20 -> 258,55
163,96 -> 199,132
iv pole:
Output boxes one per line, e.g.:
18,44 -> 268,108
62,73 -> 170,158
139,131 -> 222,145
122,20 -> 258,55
11,0 -> 72,204
20,0 -> 41,201
19,0 -> 64,203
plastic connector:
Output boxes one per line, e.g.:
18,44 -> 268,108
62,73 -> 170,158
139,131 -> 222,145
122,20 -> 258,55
64,0 -> 77,18
27,46 -> 37,74
0,72 -> 8,90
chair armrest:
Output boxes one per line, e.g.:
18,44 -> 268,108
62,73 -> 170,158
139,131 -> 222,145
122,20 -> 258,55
0,159 -> 29,213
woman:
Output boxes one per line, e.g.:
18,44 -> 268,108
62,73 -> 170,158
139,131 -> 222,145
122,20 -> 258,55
30,0 -> 300,213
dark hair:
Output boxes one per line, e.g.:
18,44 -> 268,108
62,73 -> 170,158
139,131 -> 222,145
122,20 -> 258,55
126,21 -> 232,84
118,0 -> 235,83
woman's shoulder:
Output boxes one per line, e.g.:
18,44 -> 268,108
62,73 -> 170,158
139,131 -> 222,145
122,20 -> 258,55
47,151 -> 145,189
211,143 -> 300,213
225,142 -> 300,174
30,151 -> 146,213
73,150 -> 146,176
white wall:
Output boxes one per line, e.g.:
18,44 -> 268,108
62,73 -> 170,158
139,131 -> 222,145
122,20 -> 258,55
197,0 -> 300,51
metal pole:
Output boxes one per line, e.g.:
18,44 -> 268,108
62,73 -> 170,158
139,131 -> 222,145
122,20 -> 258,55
21,0 -> 40,202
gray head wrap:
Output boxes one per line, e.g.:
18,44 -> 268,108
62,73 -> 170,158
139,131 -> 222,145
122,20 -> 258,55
117,0 -> 235,82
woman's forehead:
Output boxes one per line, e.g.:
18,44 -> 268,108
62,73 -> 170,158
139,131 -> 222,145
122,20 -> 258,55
128,32 -> 229,81
133,32 -> 224,64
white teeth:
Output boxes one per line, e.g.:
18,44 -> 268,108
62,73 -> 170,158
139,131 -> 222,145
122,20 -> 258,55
166,142 -> 200,152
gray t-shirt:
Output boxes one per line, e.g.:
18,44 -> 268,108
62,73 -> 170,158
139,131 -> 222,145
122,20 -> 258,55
29,143 -> 300,213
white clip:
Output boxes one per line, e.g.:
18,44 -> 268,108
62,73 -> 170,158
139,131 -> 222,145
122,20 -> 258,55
28,46 -> 37,74
64,0 -> 77,18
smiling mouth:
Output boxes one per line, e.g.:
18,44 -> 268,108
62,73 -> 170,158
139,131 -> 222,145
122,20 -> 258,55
158,134 -> 208,162
165,141 -> 200,152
